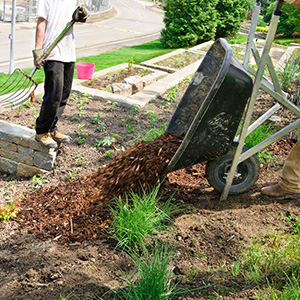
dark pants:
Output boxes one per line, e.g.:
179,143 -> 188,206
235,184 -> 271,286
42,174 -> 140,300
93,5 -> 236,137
35,60 -> 74,134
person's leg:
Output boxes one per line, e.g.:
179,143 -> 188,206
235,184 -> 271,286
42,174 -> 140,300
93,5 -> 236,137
50,62 -> 75,132
35,61 -> 64,148
261,140 -> 300,198
35,61 -> 64,134
279,140 -> 300,193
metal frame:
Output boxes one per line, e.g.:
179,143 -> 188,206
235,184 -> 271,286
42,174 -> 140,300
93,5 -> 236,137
220,0 -> 300,200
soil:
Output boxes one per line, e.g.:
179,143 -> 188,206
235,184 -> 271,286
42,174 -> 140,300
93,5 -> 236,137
155,51 -> 204,69
0,76 -> 299,299
81,66 -> 152,93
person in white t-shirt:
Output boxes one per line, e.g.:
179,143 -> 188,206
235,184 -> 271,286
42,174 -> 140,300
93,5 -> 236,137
33,1 -> 88,148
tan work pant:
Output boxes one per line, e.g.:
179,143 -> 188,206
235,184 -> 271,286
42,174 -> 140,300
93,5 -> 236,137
279,140 -> 300,193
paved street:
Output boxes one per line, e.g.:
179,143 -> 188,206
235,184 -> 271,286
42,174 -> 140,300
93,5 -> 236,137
0,0 -> 163,73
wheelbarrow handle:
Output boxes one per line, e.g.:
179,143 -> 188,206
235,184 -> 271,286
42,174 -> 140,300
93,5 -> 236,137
29,19 -> 76,78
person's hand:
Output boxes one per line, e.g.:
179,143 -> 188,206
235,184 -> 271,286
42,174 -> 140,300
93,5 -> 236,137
32,48 -> 44,69
72,5 -> 89,23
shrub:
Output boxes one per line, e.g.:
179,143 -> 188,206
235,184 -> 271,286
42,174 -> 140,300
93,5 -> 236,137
264,1 -> 300,37
215,0 -> 248,39
161,0 -> 218,48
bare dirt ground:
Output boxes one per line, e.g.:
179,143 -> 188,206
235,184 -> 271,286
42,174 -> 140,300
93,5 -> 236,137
0,78 -> 299,299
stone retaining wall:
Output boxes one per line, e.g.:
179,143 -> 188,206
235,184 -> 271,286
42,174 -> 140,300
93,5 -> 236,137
0,121 -> 57,177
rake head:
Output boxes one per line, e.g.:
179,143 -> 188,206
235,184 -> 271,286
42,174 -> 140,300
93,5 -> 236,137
0,68 -> 38,111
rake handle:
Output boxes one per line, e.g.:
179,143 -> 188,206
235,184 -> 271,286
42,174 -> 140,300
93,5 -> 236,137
29,19 -> 76,78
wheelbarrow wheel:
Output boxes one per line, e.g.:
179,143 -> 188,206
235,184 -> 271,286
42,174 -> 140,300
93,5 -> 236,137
206,147 -> 260,195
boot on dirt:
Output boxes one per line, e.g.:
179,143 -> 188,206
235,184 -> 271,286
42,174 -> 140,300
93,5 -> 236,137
261,184 -> 300,200
35,133 -> 58,149
50,130 -> 71,143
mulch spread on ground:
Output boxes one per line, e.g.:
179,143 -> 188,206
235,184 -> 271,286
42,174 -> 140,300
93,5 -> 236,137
17,132 -> 184,243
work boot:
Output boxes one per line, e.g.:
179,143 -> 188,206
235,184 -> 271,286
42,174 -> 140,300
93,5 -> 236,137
50,130 -> 71,143
35,133 -> 58,149
261,184 -> 300,199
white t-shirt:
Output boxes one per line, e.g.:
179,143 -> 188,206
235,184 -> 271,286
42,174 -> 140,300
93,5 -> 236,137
36,0 -> 77,62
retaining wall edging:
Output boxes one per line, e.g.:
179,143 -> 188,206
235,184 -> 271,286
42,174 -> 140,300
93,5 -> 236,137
0,121 -> 57,177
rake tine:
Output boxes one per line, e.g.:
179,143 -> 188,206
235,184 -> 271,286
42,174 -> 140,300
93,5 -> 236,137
0,68 -> 38,109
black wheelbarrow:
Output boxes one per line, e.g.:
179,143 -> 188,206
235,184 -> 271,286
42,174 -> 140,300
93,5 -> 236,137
164,38 -> 260,194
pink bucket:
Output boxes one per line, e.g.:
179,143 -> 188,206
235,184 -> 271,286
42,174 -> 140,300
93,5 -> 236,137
76,62 -> 95,80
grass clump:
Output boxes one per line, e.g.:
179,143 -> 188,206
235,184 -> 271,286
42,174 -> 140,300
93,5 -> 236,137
114,243 -> 176,300
110,185 -> 180,250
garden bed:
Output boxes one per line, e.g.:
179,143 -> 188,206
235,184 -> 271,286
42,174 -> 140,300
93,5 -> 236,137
141,49 -> 205,73
0,62 -> 299,299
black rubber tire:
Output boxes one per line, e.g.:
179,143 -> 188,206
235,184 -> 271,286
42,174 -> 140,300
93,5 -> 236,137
205,147 -> 260,195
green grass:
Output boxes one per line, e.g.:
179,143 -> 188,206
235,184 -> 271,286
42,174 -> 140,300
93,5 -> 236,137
228,34 -> 300,46
110,185 -> 180,250
244,122 -> 277,164
113,243 -> 176,300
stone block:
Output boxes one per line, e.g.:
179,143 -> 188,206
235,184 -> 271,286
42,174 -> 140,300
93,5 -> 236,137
33,150 -> 57,171
0,149 -> 33,165
124,76 -> 143,93
112,83 -> 132,97
0,156 -> 18,174
17,145 -> 34,156
17,163 -> 47,177
0,140 -> 17,152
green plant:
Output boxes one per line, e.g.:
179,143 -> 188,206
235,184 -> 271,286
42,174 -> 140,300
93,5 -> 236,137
215,0 -> 248,39
127,57 -> 135,71
161,0 -> 219,48
75,154 -> 85,166
105,100 -> 117,111
147,111 -> 159,127
136,125 -> 167,142
255,272 -> 300,300
244,122 -> 277,164
233,230 -> 300,283
110,185 -> 180,250
91,112 -> 102,124
94,136 -> 116,148
104,151 -> 114,158
30,175 -> 43,189
66,171 -> 76,179
0,199 -> 19,221
58,292 -> 74,300
114,243 -> 177,300
264,1 -> 300,37
76,124 -> 86,145
129,104 -> 140,115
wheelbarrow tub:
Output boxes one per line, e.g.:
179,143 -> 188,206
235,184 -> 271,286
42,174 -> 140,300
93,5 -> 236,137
165,38 -> 253,173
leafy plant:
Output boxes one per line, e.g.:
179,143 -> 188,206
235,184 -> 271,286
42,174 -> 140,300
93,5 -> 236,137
30,175 -> 43,189
75,154 -> 85,166
66,171 -> 76,179
0,199 -> 19,221
105,100 -> 117,111
129,104 -> 140,115
94,136 -> 116,148
76,124 -> 86,145
104,151 -> 114,158
91,112 -> 102,124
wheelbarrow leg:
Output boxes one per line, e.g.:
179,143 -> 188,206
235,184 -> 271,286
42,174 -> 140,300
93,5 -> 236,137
220,0 -> 286,201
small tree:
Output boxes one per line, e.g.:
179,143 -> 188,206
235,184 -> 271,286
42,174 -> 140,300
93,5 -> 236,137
161,0 -> 218,48
215,0 -> 248,39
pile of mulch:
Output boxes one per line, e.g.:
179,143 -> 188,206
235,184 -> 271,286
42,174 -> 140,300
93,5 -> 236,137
17,132 -> 184,243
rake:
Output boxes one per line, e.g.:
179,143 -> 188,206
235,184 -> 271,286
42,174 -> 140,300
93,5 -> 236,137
0,19 -> 76,111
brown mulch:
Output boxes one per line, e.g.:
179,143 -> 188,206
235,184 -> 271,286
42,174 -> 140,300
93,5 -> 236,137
17,132 -> 183,243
